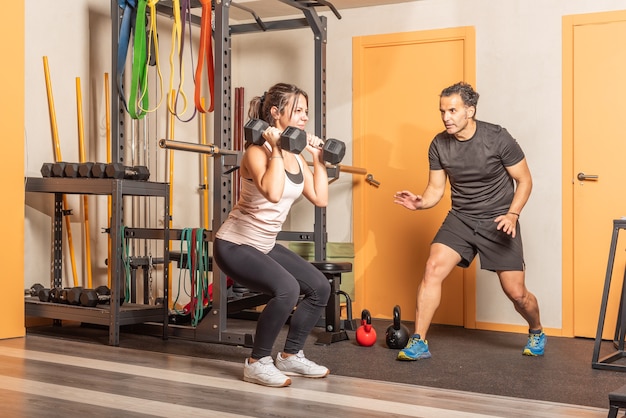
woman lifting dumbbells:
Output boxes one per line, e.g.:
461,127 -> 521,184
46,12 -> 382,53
213,82 -> 331,388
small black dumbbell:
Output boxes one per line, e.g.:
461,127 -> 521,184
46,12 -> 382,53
78,162 -> 94,178
79,288 -> 99,307
66,287 -> 84,305
104,163 -> 150,181
91,162 -> 108,178
51,162 -> 67,177
41,163 -> 54,177
80,285 -> 125,307
49,287 -> 63,303
38,288 -> 51,302
25,283 -> 44,297
41,162 -> 67,177
64,163 -> 81,178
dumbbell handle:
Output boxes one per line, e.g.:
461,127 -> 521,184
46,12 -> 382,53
261,124 -> 305,143
291,132 -> 341,151
245,119 -> 304,142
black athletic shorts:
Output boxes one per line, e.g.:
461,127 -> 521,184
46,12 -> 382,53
432,211 -> 525,271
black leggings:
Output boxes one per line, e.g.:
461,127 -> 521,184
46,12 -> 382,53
213,238 -> 330,359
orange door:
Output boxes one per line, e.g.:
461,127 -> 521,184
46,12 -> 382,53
1,0 -> 25,339
352,27 -> 476,323
563,10 -> 626,338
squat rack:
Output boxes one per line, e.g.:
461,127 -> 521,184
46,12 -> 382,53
111,0 -> 343,345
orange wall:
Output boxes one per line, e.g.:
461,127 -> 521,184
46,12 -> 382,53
0,0 -> 25,339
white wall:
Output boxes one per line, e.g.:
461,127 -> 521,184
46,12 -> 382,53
301,0 -> 621,328
24,0 -> 111,290
23,0 -> 626,327
24,0 -> 208,304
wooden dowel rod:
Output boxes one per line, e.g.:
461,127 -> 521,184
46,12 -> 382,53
76,77 -> 93,288
43,56 -> 79,287
200,97 -> 209,229
104,73 -> 112,289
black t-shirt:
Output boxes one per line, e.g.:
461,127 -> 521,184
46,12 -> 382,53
428,120 -> 525,220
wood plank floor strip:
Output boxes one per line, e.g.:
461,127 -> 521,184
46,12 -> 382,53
0,347 -> 485,418
0,376 -> 253,418
0,336 -> 611,418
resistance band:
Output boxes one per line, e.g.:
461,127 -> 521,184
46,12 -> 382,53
116,0 -> 137,114
194,0 -> 215,113
127,0 -> 149,119
167,0 -> 197,122
166,0 -> 186,117
172,228 -> 210,326
137,0 -> 164,115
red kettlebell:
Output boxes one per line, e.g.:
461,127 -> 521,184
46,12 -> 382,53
356,309 -> 377,347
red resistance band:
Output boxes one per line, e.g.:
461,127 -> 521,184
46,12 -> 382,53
194,0 -> 215,113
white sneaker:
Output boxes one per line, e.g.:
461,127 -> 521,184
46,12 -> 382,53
275,350 -> 330,378
244,356 -> 291,387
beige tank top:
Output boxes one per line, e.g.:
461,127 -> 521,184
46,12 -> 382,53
215,154 -> 305,254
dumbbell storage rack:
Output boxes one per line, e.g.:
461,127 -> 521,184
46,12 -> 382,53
24,177 -> 170,346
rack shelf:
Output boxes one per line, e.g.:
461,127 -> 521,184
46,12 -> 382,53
24,177 -> 170,346
25,298 -> 165,326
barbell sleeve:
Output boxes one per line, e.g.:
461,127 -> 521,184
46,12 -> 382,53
337,164 -> 367,175
159,139 -> 238,156
307,161 -> 368,176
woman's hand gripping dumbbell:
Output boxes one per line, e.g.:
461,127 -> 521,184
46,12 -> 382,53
303,132 -> 346,165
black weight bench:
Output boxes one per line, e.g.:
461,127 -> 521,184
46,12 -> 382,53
310,261 -> 356,345
609,384 -> 626,418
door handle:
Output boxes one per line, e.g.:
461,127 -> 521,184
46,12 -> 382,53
577,172 -> 599,181
365,174 -> 380,187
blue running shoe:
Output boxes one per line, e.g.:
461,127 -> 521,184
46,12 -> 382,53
397,335 -> 431,361
523,331 -> 546,356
